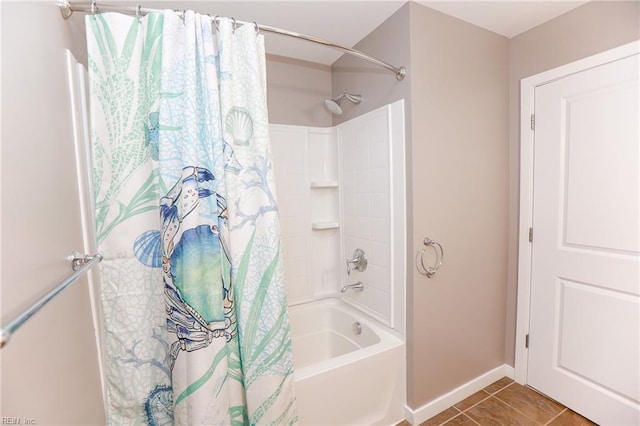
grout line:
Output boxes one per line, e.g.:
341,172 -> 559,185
543,408 -> 567,426
438,412 -> 481,426
486,381 -> 514,396
455,393 -> 492,414
445,380 -> 515,423
494,394 -> 553,425
458,396 -> 484,426
428,379 -> 515,426
433,408 -> 460,426
462,412 -> 484,426
429,378 -> 576,426
463,413 -> 483,426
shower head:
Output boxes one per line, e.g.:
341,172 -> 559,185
324,99 -> 343,115
324,93 -> 362,115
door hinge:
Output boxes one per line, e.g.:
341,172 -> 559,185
529,227 -> 533,243
525,334 -> 530,348
530,114 -> 535,131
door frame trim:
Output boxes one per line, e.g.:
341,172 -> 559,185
515,40 -> 640,384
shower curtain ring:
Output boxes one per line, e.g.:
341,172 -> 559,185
213,15 -> 219,31
91,0 -> 97,14
136,4 -> 141,20
231,17 -> 237,33
253,21 -> 260,36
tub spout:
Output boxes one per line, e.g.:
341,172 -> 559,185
341,282 -> 364,292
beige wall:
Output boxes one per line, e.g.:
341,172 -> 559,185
407,3 -> 509,406
333,2 -> 509,409
331,4 -> 412,127
0,2 -> 105,424
266,54 -> 333,127
504,0 -> 640,365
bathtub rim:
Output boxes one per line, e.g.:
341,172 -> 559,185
288,297 -> 405,382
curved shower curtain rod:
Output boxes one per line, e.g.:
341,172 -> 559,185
59,1 -> 407,81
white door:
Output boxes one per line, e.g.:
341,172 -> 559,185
528,53 -> 640,425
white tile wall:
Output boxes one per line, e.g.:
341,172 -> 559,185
270,125 -> 340,303
270,126 -> 311,303
339,108 -> 392,323
270,101 -> 405,333
307,129 -> 341,297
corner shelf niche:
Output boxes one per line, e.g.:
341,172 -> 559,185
310,181 -> 338,189
309,186 -> 339,231
311,222 -> 340,230
307,128 -> 341,296
310,183 -> 340,230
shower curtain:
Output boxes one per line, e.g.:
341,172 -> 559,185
86,10 -> 296,425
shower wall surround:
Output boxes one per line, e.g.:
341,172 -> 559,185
270,125 -> 341,302
270,100 -> 405,332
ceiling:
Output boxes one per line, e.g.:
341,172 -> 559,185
142,1 -> 589,65
418,1 -> 588,39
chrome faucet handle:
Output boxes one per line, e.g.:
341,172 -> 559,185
346,248 -> 367,275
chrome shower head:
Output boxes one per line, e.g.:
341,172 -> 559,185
324,98 -> 343,115
324,93 -> 362,115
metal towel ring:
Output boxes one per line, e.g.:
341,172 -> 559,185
416,237 -> 444,278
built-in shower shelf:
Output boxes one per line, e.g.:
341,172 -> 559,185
310,181 -> 339,189
311,222 -> 340,230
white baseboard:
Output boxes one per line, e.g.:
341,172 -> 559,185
404,364 -> 515,425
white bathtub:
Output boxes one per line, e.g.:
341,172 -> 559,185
289,298 -> 406,425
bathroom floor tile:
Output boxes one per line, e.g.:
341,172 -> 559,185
547,409 -> 598,426
442,414 -> 478,425
465,397 -> 538,426
403,377 -> 597,426
454,390 -> 490,411
419,407 -> 460,426
483,377 -> 514,394
494,383 -> 564,424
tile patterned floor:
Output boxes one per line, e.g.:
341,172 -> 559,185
399,377 -> 598,426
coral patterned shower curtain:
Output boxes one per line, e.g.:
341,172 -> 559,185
86,10 -> 296,425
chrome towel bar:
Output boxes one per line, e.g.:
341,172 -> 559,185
0,252 -> 102,349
